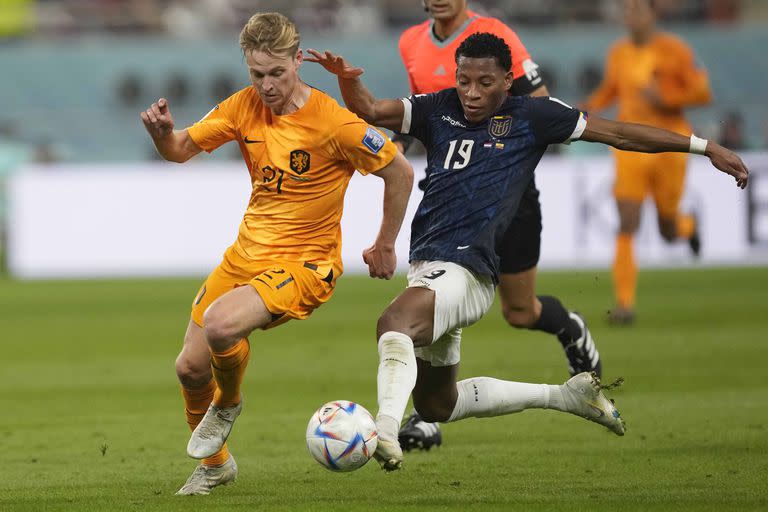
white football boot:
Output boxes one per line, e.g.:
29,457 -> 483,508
561,372 -> 625,436
374,436 -> 404,472
187,400 -> 243,459
373,416 -> 404,471
175,455 -> 238,495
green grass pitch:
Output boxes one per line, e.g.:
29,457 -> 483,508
1,267 -> 767,511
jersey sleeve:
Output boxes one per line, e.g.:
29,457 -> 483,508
528,97 -> 587,146
330,110 -> 397,175
186,93 -> 240,153
399,92 -> 442,143
657,39 -> 713,109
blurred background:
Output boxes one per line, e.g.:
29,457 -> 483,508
1,0 -> 767,278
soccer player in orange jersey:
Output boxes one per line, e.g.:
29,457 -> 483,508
387,0 -> 603,451
582,0 -> 713,324
140,12 -> 413,495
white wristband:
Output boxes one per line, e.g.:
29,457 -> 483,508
690,134 -> 708,155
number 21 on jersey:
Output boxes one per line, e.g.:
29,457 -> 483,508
443,139 -> 474,170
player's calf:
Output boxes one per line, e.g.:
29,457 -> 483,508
398,397 -> 448,453
502,302 -> 538,328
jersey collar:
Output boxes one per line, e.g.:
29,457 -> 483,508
428,12 -> 479,48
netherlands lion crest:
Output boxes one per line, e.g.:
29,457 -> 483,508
488,116 -> 512,138
290,150 -> 311,174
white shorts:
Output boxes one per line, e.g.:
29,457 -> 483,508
407,260 -> 495,367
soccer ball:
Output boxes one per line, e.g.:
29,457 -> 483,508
306,400 -> 378,472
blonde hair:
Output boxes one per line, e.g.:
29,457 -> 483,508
239,12 -> 300,58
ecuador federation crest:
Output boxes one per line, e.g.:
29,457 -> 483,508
290,150 -> 311,175
488,115 -> 512,138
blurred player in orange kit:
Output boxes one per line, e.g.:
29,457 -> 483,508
582,0 -> 713,324
140,12 -> 413,495
390,0 -> 603,451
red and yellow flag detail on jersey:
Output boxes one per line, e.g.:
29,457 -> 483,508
187,86 -> 396,276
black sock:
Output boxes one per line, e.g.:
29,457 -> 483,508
531,295 -> 582,346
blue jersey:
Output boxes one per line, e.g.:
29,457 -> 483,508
400,89 -> 587,282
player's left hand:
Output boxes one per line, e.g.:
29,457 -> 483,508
362,244 -> 396,280
304,49 -> 364,79
706,142 -> 749,189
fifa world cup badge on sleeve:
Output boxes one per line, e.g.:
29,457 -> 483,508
362,127 -> 386,154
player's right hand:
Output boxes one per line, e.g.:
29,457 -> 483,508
362,244 -> 396,280
140,98 -> 175,139
706,143 -> 749,189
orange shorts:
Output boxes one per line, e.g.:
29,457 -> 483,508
613,150 -> 688,218
191,246 -> 336,329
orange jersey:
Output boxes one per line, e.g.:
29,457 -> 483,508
187,86 -> 396,276
398,10 -> 542,95
584,32 -> 712,133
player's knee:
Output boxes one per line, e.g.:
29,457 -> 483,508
202,304 -> 240,347
502,304 -> 536,328
175,355 -> 211,388
377,305 -> 414,340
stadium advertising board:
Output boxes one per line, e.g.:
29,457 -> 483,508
7,154 -> 768,278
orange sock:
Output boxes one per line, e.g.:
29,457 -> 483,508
181,380 -> 230,467
612,233 -> 637,309
211,338 -> 250,409
676,214 -> 695,240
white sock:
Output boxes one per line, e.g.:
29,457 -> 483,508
376,331 -> 417,438
447,377 -> 566,422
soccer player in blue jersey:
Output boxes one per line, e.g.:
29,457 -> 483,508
307,33 -> 748,470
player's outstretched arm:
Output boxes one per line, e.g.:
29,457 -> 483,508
362,152 -> 414,279
305,49 -> 405,132
581,117 -> 749,189
140,98 -> 202,163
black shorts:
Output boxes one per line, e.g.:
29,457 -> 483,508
498,179 -> 542,275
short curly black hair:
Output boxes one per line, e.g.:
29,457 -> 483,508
455,32 -> 512,73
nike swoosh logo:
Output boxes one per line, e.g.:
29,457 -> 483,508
243,137 -> 264,144
457,245 -> 470,250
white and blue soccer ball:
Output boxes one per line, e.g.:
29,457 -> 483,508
306,400 -> 378,472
